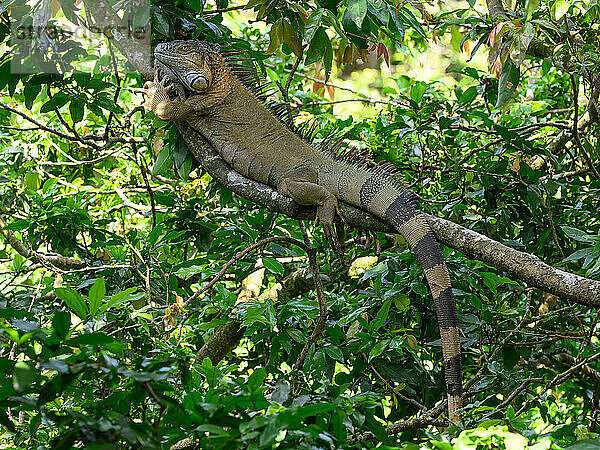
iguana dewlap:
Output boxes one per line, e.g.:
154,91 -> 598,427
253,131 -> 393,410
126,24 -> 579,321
147,40 -> 463,421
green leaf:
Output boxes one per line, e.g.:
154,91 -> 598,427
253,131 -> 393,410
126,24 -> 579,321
265,19 -> 284,55
0,408 -> 15,433
410,81 -> 428,103
174,264 -> 206,278
480,272 -> 499,295
152,8 -> 171,37
13,362 -> 36,393
287,328 -> 306,344
198,358 -> 222,388
247,367 -> 266,392
270,380 -> 290,404
98,287 -> 143,314
152,144 -> 172,177
40,93 -> 70,113
346,0 -> 368,28
371,298 -> 392,331
66,332 -> 115,347
305,27 -> 333,79
282,19 -> 302,58
52,311 -> 71,340
41,177 -> 58,194
562,247 -> 595,263
88,277 -> 106,318
304,9 -> 325,44
458,85 -> 478,104
323,346 -> 344,362
147,224 -> 165,247
12,253 -> 24,272
263,257 -> 284,275
55,288 -> 88,320
551,0 -> 570,19
525,0 -> 540,19
131,5 -> 150,30
397,6 -> 427,38
184,0 -> 203,12
256,0 -> 278,21
173,134 -> 193,180
495,58 -> 519,108
367,0 -> 390,25
69,97 -> 85,123
0,60 -> 10,92
59,0 -> 80,25
561,226 -> 597,244
94,94 -> 124,114
24,171 -> 41,191
23,83 -> 41,110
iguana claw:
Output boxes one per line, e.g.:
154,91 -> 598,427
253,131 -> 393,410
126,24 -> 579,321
316,198 -> 346,261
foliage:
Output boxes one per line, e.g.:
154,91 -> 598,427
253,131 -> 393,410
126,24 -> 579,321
0,0 -> 599,448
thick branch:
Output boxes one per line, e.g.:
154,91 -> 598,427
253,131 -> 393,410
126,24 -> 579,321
179,123 -> 600,307
195,265 -> 328,364
0,217 -> 85,270
349,416 -> 449,444
195,321 -> 245,365
83,0 -> 153,79
486,0 -> 554,59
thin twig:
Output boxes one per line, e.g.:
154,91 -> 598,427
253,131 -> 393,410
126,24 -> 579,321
293,221 -> 328,370
360,352 -> 427,411
184,236 -> 308,309
569,73 -> 599,178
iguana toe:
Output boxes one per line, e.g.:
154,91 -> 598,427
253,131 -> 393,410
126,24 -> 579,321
316,199 -> 345,260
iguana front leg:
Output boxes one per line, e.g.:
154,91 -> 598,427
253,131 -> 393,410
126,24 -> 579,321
277,166 -> 345,256
145,75 -> 194,121
146,75 -> 205,122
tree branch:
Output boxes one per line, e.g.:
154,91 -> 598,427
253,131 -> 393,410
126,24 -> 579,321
485,0 -> 554,59
0,217 -> 85,270
179,123 -> 600,307
82,0 -> 153,80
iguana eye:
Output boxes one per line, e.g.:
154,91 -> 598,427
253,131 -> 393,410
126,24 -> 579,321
189,75 -> 208,92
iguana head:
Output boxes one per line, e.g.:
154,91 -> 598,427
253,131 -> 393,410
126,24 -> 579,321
153,40 -> 231,100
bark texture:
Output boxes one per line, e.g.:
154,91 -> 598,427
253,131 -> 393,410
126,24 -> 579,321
180,123 -> 600,307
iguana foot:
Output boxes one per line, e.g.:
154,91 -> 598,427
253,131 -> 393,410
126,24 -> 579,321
277,171 -> 347,260
316,198 -> 346,260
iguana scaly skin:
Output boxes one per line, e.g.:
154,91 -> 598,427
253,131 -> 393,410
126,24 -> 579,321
148,40 -> 463,420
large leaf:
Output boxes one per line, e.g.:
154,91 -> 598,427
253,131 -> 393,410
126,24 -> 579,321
98,288 -> 144,314
88,277 -> 106,318
495,57 -> 519,108
304,9 -> 325,44
305,27 -> 333,79
52,310 -> 71,340
69,97 -> 85,123
55,287 -> 88,320
265,19 -> 284,55
13,362 -> 36,393
40,92 -> 70,113
345,0 -> 368,28
282,19 -> 302,57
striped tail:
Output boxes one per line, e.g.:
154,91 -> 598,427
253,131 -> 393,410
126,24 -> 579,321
385,196 -> 463,421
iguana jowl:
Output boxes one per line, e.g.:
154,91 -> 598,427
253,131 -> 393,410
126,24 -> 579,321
148,40 -> 463,420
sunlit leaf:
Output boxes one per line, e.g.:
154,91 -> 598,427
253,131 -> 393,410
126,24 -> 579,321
55,288 -> 88,320
495,57 -> 519,108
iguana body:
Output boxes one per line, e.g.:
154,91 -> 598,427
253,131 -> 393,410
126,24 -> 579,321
148,40 -> 463,420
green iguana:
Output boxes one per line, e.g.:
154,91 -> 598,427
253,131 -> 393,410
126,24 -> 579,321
147,40 -> 463,420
